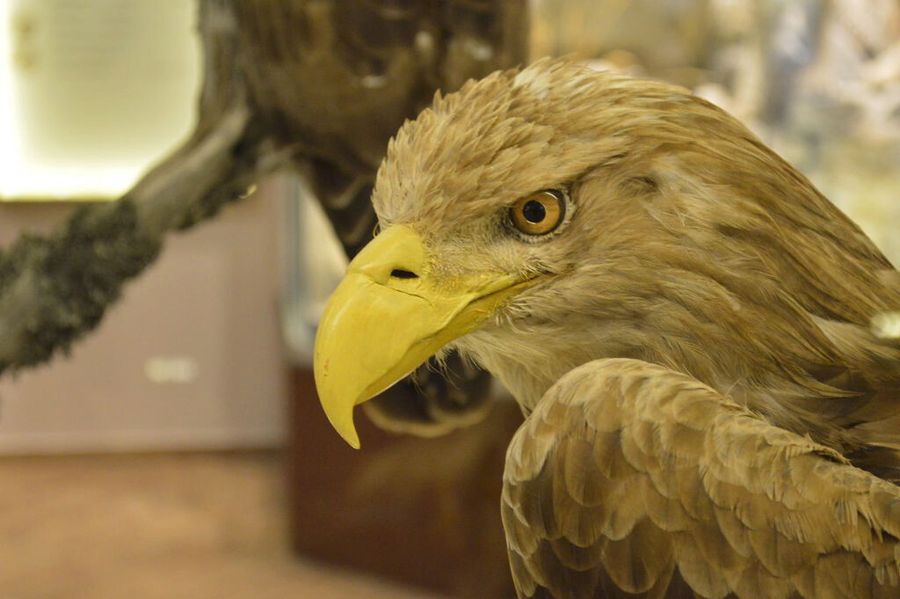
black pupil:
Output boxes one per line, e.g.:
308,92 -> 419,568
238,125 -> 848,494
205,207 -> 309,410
522,200 -> 546,223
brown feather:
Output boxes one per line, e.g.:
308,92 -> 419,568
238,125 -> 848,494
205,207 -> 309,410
370,58 -> 900,598
501,359 -> 900,598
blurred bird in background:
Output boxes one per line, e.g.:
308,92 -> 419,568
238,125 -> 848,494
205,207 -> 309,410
315,59 -> 900,598
241,0 -> 529,435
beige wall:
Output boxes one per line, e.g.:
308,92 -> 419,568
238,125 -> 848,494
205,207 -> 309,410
0,183 -> 288,453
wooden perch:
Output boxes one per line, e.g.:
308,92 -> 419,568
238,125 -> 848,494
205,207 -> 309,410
0,0 -> 283,373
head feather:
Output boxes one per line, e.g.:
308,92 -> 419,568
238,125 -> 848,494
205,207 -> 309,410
371,58 -> 900,474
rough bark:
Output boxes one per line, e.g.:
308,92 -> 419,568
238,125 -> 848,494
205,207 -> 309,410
0,0 -> 283,372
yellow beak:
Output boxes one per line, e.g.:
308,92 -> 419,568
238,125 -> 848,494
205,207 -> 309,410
313,225 -> 531,448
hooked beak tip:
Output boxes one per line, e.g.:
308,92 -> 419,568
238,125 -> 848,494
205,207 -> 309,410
333,429 -> 361,449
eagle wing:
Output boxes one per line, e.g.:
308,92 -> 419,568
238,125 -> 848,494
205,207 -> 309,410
502,358 -> 900,599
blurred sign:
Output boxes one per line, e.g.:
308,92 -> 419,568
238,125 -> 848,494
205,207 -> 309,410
0,0 -> 200,200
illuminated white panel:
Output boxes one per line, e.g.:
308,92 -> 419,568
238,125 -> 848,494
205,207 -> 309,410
0,0 -> 200,200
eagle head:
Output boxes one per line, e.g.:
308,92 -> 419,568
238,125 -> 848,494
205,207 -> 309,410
313,58 -> 898,451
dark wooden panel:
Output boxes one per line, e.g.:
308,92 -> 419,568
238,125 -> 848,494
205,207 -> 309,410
286,368 -> 520,598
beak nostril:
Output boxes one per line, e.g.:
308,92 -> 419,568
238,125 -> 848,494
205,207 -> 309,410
391,269 -> 419,280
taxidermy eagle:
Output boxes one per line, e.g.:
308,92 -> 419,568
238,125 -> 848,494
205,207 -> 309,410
313,58 -> 900,598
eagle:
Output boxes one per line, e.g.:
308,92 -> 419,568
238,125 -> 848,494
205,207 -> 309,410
313,58 -> 900,598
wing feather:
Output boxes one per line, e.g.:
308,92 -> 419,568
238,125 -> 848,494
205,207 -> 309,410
501,358 -> 900,598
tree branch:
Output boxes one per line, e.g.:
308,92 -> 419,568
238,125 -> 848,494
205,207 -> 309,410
0,99 -> 286,373
0,0 -> 298,374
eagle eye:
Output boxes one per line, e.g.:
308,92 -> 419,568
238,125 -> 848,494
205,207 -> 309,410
509,190 -> 567,237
